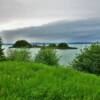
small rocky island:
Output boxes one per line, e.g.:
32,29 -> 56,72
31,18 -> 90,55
12,40 -> 32,48
12,40 -> 77,49
48,43 -> 77,49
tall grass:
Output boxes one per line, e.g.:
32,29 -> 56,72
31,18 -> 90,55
0,61 -> 100,100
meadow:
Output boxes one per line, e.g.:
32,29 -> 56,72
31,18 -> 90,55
0,61 -> 100,100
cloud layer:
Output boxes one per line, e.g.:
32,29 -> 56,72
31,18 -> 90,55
0,0 -> 100,42
0,0 -> 100,30
1,19 -> 100,43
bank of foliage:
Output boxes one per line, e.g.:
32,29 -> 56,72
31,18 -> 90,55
34,47 -> 59,65
12,40 -> 32,48
72,43 -> 100,74
7,49 -> 31,61
0,37 -> 5,61
1,61 -> 100,100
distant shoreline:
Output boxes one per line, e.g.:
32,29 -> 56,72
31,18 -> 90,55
3,42 -> 99,45
9,46 -> 77,50
3,42 -> 99,50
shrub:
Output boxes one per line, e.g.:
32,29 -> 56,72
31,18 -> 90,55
0,37 -> 5,61
13,40 -> 32,48
34,47 -> 59,65
72,43 -> 100,74
7,49 -> 31,61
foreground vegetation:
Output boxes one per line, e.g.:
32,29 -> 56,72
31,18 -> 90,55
72,43 -> 100,74
34,47 -> 59,65
0,61 -> 100,100
0,38 -> 5,61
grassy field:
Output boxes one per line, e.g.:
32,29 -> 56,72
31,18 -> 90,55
0,61 -> 100,100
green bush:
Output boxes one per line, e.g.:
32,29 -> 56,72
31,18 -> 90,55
34,47 -> 59,65
7,49 -> 31,61
72,43 -> 100,74
0,37 -> 5,61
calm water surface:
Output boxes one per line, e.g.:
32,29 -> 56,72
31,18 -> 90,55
3,44 -> 90,66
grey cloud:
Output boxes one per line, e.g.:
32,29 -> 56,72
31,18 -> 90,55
1,19 -> 100,43
0,0 -> 100,23
0,0 -> 100,42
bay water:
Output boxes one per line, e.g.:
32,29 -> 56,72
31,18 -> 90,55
2,44 -> 90,66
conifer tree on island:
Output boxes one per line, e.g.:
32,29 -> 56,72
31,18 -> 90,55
0,37 -> 5,61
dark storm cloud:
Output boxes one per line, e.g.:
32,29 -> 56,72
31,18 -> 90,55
1,19 -> 100,43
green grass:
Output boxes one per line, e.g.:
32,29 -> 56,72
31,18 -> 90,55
0,61 -> 100,100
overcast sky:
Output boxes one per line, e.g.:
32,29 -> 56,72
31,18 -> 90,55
0,0 -> 100,42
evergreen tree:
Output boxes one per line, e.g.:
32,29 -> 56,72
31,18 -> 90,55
0,37 -> 5,61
